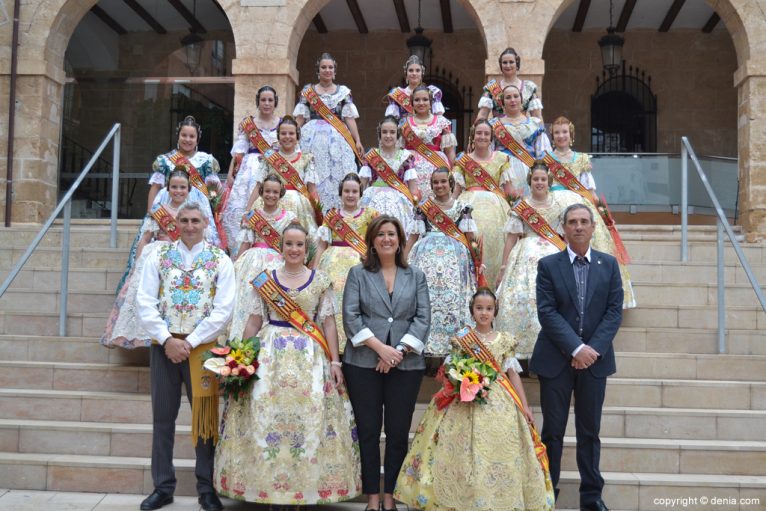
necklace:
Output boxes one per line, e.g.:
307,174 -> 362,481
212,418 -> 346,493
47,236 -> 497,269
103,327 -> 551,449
342,207 -> 361,217
529,195 -> 550,207
281,267 -> 307,277
434,197 -> 453,208
474,329 -> 495,341
379,148 -> 397,159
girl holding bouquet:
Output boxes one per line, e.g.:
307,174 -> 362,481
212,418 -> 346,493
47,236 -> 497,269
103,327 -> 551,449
395,288 -> 554,511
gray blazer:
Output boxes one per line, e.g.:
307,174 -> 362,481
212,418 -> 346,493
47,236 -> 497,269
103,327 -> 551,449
342,264 -> 431,370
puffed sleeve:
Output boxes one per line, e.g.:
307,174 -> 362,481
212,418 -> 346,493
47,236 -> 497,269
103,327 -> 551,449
457,203 -> 477,233
341,89 -> 360,119
236,224 -> 255,244
497,156 -> 512,185
452,162 -> 466,188
204,155 -> 221,184
316,224 -> 333,244
503,211 -> 523,234
317,281 -> 338,324
439,119 -> 457,150
231,125 -> 249,155
478,94 -> 494,110
531,121 -> 552,158
302,155 -> 318,184
293,86 -> 311,118
359,165 -> 372,179
385,101 -> 401,118
430,85 -> 445,116
149,155 -> 169,186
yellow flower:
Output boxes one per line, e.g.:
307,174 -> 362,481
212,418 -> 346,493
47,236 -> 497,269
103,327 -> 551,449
463,371 -> 480,385
231,349 -> 246,364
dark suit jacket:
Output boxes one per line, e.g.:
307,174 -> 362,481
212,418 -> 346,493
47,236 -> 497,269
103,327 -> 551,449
529,248 -> 623,379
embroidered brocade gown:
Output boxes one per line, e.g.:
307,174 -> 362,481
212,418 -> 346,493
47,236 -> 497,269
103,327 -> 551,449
453,151 -> 515,286
214,269 -> 361,504
395,331 -> 555,511
252,151 -> 319,235
359,149 -> 417,233
408,201 -> 477,356
402,115 -> 457,199
550,152 -> 637,308
495,117 -> 552,198
293,85 -> 360,211
478,79 -> 543,118
316,207 -> 378,350
222,118 -> 279,257
495,194 -> 569,359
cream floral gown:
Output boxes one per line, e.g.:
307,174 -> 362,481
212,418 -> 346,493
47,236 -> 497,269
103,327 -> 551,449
395,330 -> 555,511
214,269 -> 361,505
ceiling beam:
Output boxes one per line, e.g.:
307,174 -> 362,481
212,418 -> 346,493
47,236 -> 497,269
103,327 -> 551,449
572,0 -> 591,33
168,0 -> 207,34
702,12 -> 720,33
615,0 -> 637,32
313,13 -> 328,34
659,0 -> 686,32
393,0 -> 410,32
440,0 -> 453,33
90,5 -> 128,35
345,0 -> 368,34
121,0 -> 167,34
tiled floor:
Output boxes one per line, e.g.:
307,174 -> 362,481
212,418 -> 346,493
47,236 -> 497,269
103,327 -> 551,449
0,490 -> 375,511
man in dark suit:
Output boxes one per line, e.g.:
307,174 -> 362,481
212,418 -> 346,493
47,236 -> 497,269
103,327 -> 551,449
530,203 -> 623,511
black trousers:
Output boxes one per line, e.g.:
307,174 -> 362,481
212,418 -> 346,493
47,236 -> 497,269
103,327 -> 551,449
150,344 -> 215,495
343,364 -> 424,494
538,365 -> 607,507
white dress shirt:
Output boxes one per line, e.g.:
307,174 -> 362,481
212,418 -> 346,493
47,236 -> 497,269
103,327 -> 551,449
137,239 -> 235,348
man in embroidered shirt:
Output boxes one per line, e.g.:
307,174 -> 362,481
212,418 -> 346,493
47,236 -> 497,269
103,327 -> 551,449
531,203 -> 623,511
137,202 -> 235,511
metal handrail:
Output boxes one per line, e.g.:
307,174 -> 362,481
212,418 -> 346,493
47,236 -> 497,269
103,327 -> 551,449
0,123 -> 121,336
680,136 -> 766,353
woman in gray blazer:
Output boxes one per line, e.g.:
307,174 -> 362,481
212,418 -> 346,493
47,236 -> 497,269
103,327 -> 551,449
343,215 -> 431,511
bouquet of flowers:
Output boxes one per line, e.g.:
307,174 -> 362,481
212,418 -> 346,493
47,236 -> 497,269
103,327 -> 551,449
433,349 -> 499,410
203,336 -> 260,402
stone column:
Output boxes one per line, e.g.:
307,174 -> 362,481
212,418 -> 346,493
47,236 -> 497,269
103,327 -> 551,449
734,62 -> 766,240
231,59 -> 300,130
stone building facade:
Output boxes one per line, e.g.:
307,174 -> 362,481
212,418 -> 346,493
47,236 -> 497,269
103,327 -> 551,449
0,0 -> 764,237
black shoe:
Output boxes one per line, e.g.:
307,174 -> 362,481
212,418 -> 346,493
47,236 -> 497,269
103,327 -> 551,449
198,491 -> 224,511
581,498 -> 609,511
139,490 -> 173,511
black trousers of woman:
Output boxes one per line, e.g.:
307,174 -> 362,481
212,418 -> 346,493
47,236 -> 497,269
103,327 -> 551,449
344,364 -> 424,494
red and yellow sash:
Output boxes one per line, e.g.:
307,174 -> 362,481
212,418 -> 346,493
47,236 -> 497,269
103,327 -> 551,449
240,116 -> 274,155
150,205 -> 181,241
264,150 -> 323,225
324,208 -> 368,257
401,121 -> 450,169
167,151 -> 210,197
251,270 -> 332,361
484,79 -> 504,108
542,152 -> 595,204
454,329 -> 551,483
512,199 -> 567,251
302,86 -> 363,162
245,210 -> 282,251
456,153 -> 507,201
488,118 -> 535,168
364,149 -> 417,204
388,87 -> 413,115
419,199 -> 485,286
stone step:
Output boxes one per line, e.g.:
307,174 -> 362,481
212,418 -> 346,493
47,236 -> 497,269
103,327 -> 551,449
0,246 -> 129,274
2,419 -> 763,478
0,289 -> 116,314
629,260 -> 766,285
0,311 -> 110,337
623,240 -> 766,266
632,282 -> 766,308
0,335 -> 149,365
0,222 -> 139,250
622,305 -> 766,331
1,451 -> 764,509
615,327 -> 766,355
5,267 -> 125,293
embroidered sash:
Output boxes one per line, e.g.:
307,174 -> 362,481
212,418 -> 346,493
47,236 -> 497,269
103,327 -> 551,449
488,118 -> 535,168
364,149 -> 417,204
543,152 -> 595,204
512,199 -> 567,251
484,79 -> 504,109
401,121 -> 450,169
388,87 -> 413,116
245,210 -> 282,251
251,271 -> 332,361
240,116 -> 274,155
264,149 -> 323,225
301,86 -> 363,162
456,153 -> 507,201
150,205 -> 180,241
419,199 -> 484,286
324,208 -> 367,257
167,151 -> 210,197
454,329 -> 551,481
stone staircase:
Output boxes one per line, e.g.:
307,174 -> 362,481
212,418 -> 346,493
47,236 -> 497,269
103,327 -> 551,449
0,221 -> 765,510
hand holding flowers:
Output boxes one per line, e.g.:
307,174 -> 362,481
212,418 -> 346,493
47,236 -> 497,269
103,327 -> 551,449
203,336 -> 260,401
433,349 -> 499,410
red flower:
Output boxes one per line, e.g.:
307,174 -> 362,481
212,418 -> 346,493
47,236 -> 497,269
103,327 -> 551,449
220,476 -> 228,491
259,491 -> 268,499
337,489 -> 349,496
211,346 -> 231,356
318,489 -> 332,498
294,491 -> 304,500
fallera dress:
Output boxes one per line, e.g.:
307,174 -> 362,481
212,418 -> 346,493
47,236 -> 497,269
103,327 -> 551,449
478,79 -> 543,117
495,193 -> 569,360
402,115 -> 457,199
315,207 -> 378,350
495,117 -> 552,198
359,149 -> 417,233
408,200 -> 477,356
293,84 -> 360,211
214,269 -> 361,505
385,84 -> 446,121
222,117 -> 279,257
453,151 -> 515,286
395,330 -> 555,511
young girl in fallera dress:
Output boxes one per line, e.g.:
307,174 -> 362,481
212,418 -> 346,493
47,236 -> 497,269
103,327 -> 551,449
395,288 -> 554,511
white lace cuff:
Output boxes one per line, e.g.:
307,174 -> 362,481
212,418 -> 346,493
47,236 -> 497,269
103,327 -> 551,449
236,227 -> 255,244
149,172 -> 165,186
458,218 -> 477,233
440,133 -> 457,150
293,103 -> 310,119
432,101 -> 445,116
403,168 -> 418,182
410,218 -> 427,236
580,171 -> 597,191
478,96 -> 494,110
527,97 -> 543,112
502,356 -> 523,374
504,215 -> 523,234
341,102 -> 360,119
359,166 -> 372,179
316,225 -> 333,244
385,102 -> 400,118
454,171 -> 466,188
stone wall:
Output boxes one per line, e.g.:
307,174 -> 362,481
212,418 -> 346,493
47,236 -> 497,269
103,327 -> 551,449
543,28 -> 738,156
